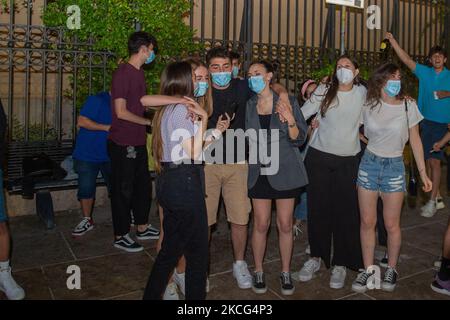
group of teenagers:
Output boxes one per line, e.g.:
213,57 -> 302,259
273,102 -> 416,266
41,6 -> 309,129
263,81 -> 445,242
2,30 -> 446,301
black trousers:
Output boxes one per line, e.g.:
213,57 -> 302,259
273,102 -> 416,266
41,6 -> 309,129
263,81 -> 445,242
143,164 -> 208,300
305,147 -> 364,271
108,141 -> 151,237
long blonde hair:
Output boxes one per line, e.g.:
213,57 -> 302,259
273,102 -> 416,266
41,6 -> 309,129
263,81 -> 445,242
184,58 -> 213,117
152,61 -> 194,173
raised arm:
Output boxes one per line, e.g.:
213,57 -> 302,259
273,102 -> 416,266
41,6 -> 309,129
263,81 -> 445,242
386,32 -> 416,72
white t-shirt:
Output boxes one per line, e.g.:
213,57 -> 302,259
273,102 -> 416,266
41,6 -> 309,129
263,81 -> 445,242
302,84 -> 367,157
362,100 -> 424,158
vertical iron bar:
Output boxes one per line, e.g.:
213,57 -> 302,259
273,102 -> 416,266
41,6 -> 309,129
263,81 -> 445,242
269,0 -> 273,59
212,0 -> 216,45
294,0 -> 299,94
285,0 -> 290,91
190,0 -> 194,33
223,0 -> 230,45
201,0 -> 205,43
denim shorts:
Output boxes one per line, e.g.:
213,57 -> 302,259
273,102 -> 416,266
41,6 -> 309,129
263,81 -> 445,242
74,159 -> 111,200
357,150 -> 406,193
0,169 -> 7,222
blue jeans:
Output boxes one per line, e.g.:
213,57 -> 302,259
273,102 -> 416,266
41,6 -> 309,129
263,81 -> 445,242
294,188 -> 308,221
357,150 -> 406,193
74,159 -> 111,200
0,169 -> 7,223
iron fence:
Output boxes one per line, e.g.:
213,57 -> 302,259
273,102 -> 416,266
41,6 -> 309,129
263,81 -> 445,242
0,0 -> 449,142
0,0 -> 114,142
189,0 -> 450,95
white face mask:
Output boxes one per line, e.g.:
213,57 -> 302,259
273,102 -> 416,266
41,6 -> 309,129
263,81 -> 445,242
336,67 -> 355,85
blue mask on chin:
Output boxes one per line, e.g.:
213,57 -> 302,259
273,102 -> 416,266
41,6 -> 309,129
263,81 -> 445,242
211,72 -> 232,87
145,51 -> 156,65
248,76 -> 267,94
194,81 -> 209,97
384,80 -> 401,97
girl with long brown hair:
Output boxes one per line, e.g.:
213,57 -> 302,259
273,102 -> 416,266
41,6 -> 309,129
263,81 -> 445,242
143,61 -> 210,300
298,55 -> 366,290
352,63 -> 432,293
157,58 -> 231,300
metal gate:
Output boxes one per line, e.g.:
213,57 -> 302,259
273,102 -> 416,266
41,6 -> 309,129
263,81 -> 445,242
189,0 -> 450,95
0,0 -> 114,142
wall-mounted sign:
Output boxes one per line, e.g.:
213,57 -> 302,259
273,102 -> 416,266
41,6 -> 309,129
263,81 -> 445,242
325,0 -> 364,9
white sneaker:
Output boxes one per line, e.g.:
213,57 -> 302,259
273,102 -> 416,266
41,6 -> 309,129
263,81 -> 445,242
163,282 -> 179,300
305,245 -> 311,255
434,259 -> 442,270
173,270 -> 185,296
232,261 -> 252,289
298,258 -> 321,282
330,266 -> 347,289
0,267 -> 25,300
72,217 -> 94,237
436,197 -> 446,210
421,200 -> 437,218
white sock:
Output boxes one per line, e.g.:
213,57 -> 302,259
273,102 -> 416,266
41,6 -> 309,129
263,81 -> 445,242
0,260 -> 10,271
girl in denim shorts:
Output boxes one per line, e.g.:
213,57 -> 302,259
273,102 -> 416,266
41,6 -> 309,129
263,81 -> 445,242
352,63 -> 433,294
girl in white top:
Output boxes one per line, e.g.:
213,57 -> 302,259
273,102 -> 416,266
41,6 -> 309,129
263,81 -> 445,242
298,56 -> 367,289
352,63 -> 432,294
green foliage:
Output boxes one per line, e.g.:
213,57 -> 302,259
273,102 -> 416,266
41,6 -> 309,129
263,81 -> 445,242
310,57 -> 419,99
42,0 -> 201,108
11,116 -> 57,141
311,59 -> 371,83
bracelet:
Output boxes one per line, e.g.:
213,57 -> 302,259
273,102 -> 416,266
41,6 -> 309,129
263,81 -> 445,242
210,129 -> 222,141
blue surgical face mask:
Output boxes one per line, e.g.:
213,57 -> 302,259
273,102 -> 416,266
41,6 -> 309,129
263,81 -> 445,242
232,66 -> 240,79
194,81 -> 209,97
248,75 -> 267,94
384,80 -> 401,97
145,51 -> 155,65
211,72 -> 232,87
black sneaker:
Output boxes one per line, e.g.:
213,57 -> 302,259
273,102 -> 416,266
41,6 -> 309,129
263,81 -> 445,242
136,224 -> 160,241
381,267 -> 398,292
352,269 -> 374,293
114,234 -> 144,253
252,272 -> 267,294
380,252 -> 388,268
280,272 -> 295,296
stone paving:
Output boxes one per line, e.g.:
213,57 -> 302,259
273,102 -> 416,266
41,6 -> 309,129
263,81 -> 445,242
1,190 -> 449,300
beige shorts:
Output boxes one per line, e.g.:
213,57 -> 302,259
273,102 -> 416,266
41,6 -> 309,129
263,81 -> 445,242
204,164 -> 251,226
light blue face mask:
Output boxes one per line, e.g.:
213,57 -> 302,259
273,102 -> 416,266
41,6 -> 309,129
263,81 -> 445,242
145,51 -> 156,65
384,80 -> 401,97
194,81 -> 209,97
248,75 -> 267,94
232,66 -> 240,79
211,72 -> 232,87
